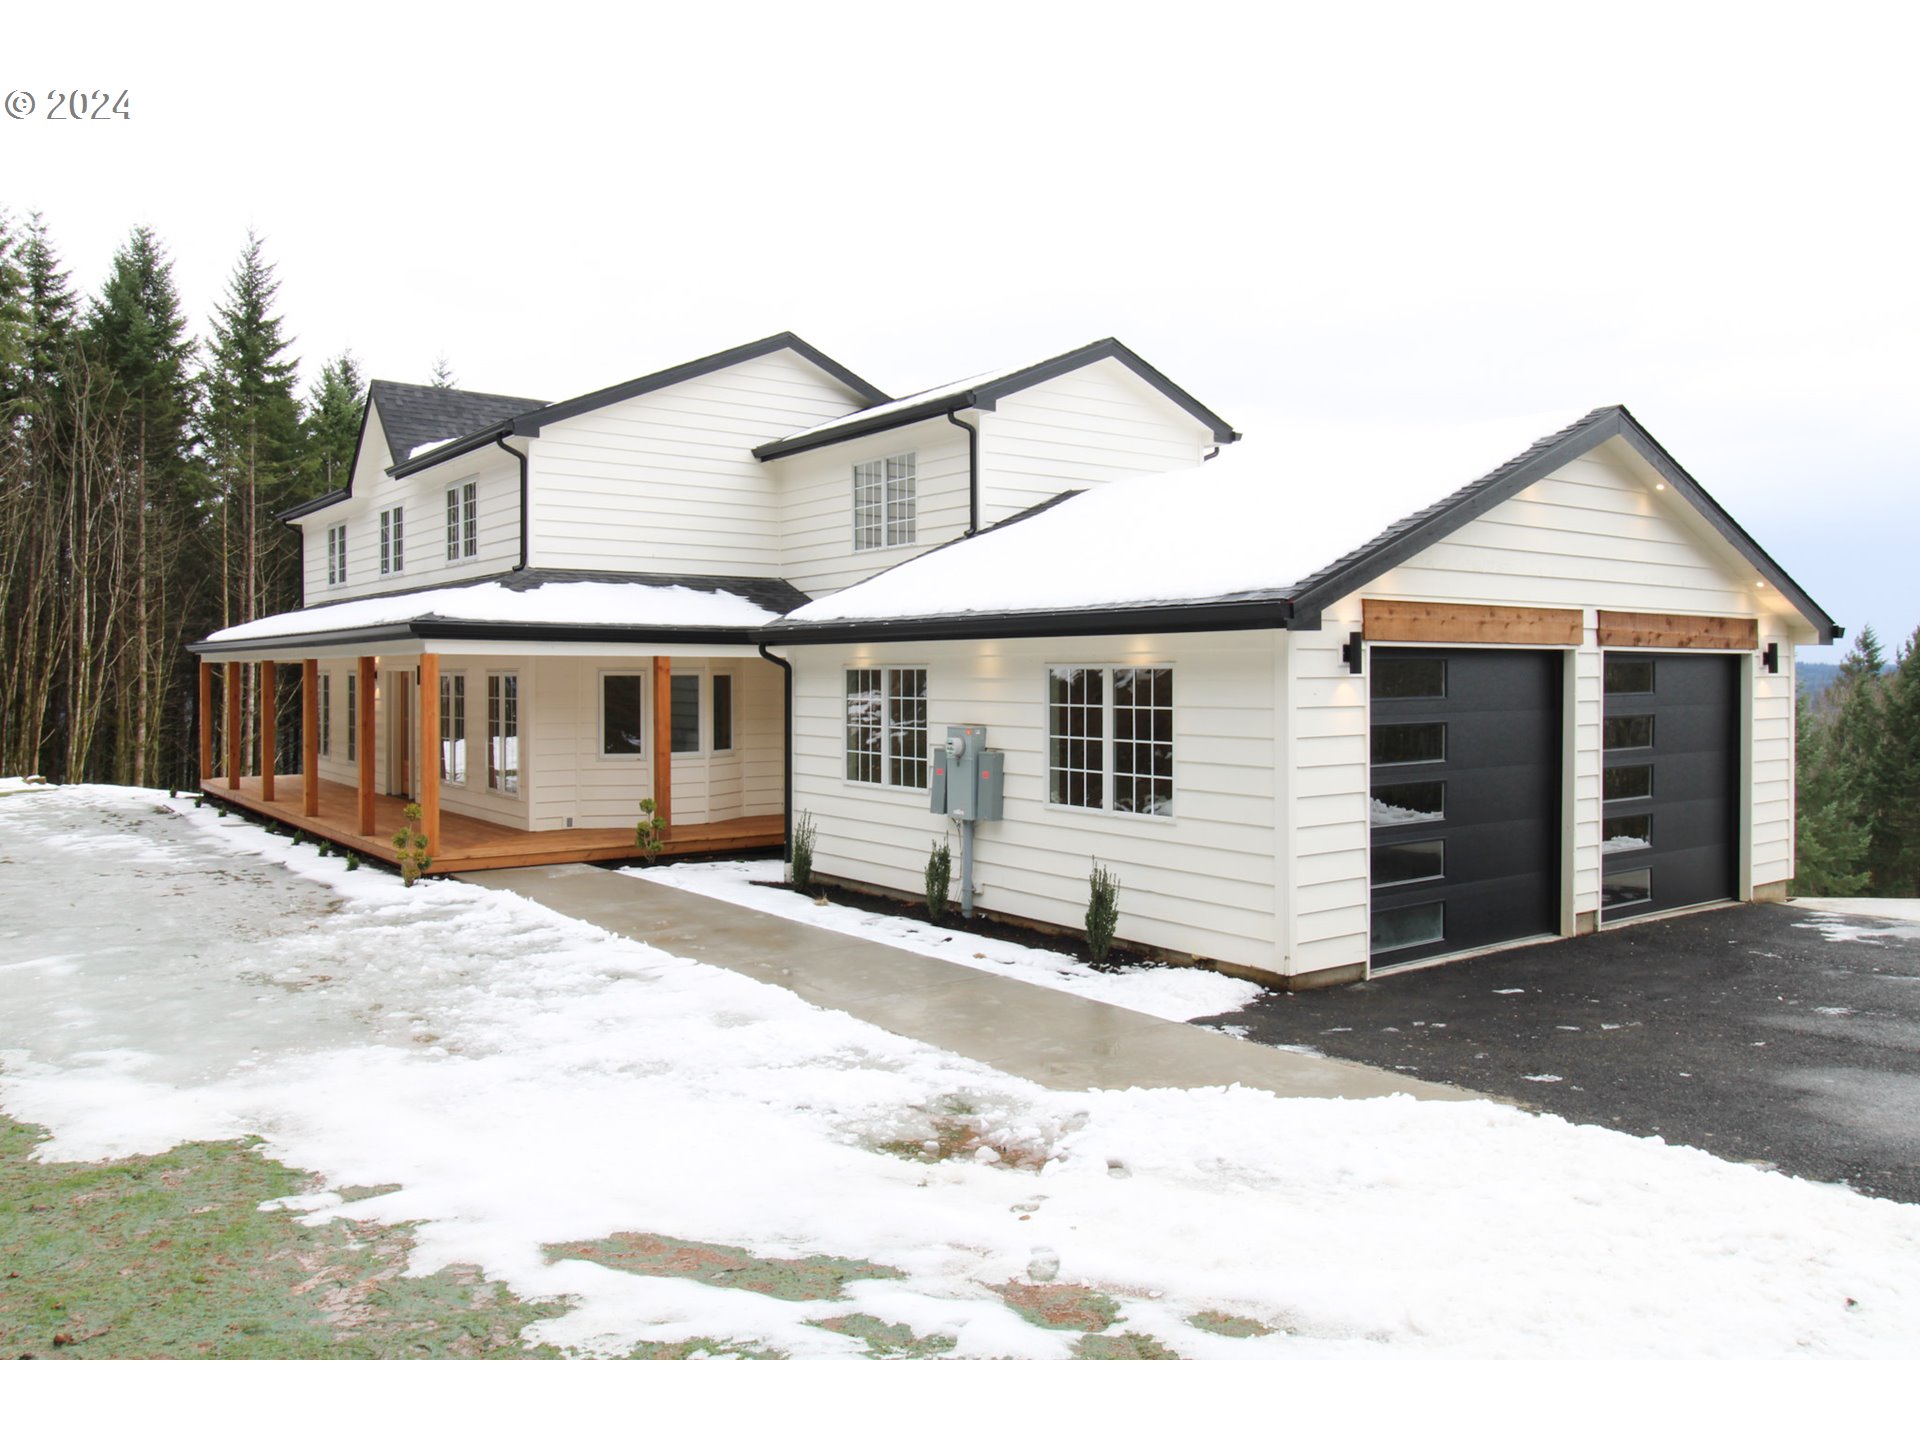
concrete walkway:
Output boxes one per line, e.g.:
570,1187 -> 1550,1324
465,864 -> 1476,1103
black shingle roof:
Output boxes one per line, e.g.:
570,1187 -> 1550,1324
368,380 -> 546,467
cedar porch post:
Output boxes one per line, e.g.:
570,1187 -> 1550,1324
225,661 -> 242,790
301,659 -> 319,818
259,660 -> 277,802
417,654 -> 441,860
198,662 -> 214,785
652,654 -> 672,832
357,656 -> 377,835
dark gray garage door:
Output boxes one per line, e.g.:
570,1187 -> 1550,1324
1601,652 -> 1738,918
1369,648 -> 1562,966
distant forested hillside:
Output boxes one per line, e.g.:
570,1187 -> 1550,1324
1799,662 -> 1842,698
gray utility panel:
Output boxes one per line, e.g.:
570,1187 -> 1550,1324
930,723 -> 1004,822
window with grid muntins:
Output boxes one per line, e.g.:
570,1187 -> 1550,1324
1050,665 -> 1175,815
1112,666 -> 1174,815
327,523 -> 347,585
852,452 -> 915,550
845,666 -> 927,788
1049,667 -> 1105,809
441,673 -> 466,784
380,507 -> 404,575
447,482 -> 477,560
488,674 -> 518,794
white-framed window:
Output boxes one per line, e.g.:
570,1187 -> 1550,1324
319,673 -> 332,757
845,666 -> 927,788
852,452 -> 915,551
1047,665 -> 1174,816
327,523 -> 348,586
711,673 -> 734,754
440,672 -> 466,784
670,673 -> 701,754
487,673 -> 519,794
446,481 -> 477,560
379,506 -> 404,575
600,672 -> 646,757
345,672 -> 357,761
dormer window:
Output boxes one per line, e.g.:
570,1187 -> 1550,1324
852,452 -> 915,550
327,523 -> 348,586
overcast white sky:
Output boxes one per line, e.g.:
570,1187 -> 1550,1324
9,1 -> 1915,658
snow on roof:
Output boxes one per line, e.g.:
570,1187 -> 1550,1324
407,438 -> 462,460
770,359 -> 1043,447
786,410 -> 1594,624
208,580 -> 783,643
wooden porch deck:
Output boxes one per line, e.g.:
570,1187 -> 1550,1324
203,774 -> 783,874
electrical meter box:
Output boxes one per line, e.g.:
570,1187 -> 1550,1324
931,724 -> 1003,821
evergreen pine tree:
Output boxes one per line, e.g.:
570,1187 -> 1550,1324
1820,626 -> 1893,892
1792,687 -> 1870,896
84,225 -> 197,502
201,230 -> 303,628
430,353 -> 456,388
0,210 -> 31,419
302,349 -> 364,493
1869,627 -> 1920,896
18,212 -> 77,407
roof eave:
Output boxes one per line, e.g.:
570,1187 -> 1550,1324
386,426 -> 514,479
190,618 -> 776,658
763,596 -> 1297,646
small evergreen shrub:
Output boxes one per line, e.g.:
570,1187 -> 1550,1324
791,810 -> 817,890
394,803 -> 432,886
1086,861 -> 1120,962
925,839 -> 953,923
635,797 -> 666,864
344,853 -> 360,871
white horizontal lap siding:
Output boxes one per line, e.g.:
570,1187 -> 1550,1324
786,633 -> 1282,972
774,420 -> 971,596
296,454 -> 521,605
529,352 -> 863,576
976,359 -> 1215,525
1751,624 -> 1796,891
1287,622 -> 1370,978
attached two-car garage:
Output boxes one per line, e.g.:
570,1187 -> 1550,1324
1368,639 -> 1740,970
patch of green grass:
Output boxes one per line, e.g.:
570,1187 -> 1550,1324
545,1232 -> 901,1303
809,1312 -> 956,1359
1074,1330 -> 1181,1359
1188,1308 -> 1276,1338
0,1114 -> 567,1359
991,1280 -> 1122,1333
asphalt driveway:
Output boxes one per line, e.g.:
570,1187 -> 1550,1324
1197,902 -> 1920,1204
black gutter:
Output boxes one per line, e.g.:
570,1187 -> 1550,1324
190,620 -> 776,658
948,410 -> 980,535
756,642 -> 795,861
765,596 -> 1300,646
497,435 -> 532,569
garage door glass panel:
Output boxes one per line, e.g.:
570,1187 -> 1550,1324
1371,723 -> 1445,766
1372,779 -> 1444,826
1602,814 -> 1652,852
1374,840 -> 1445,887
1604,715 -> 1654,750
1601,868 -> 1651,909
1372,657 -> 1446,699
1604,764 -> 1653,801
1372,902 -> 1446,955
1605,658 -> 1655,695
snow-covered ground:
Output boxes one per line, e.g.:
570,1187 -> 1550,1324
626,857 -> 1263,1023
4,784 -> 1920,1359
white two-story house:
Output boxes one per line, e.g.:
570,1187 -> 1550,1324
192,331 -> 1837,987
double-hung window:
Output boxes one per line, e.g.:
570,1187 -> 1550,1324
446,481 -> 477,560
319,674 -> 332,757
379,506 -> 404,575
852,452 -> 916,551
440,673 -> 466,784
1047,665 -> 1174,815
327,523 -> 348,586
845,666 -> 927,788
487,673 -> 518,794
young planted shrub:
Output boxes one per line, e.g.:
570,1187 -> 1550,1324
393,803 -> 432,886
790,810 -> 818,890
634,797 -> 666,864
925,838 -> 953,923
1086,861 -> 1120,962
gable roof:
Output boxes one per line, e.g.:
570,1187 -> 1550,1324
371,379 -> 549,468
751,337 -> 1240,461
384,332 -> 889,479
769,406 -> 1838,645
